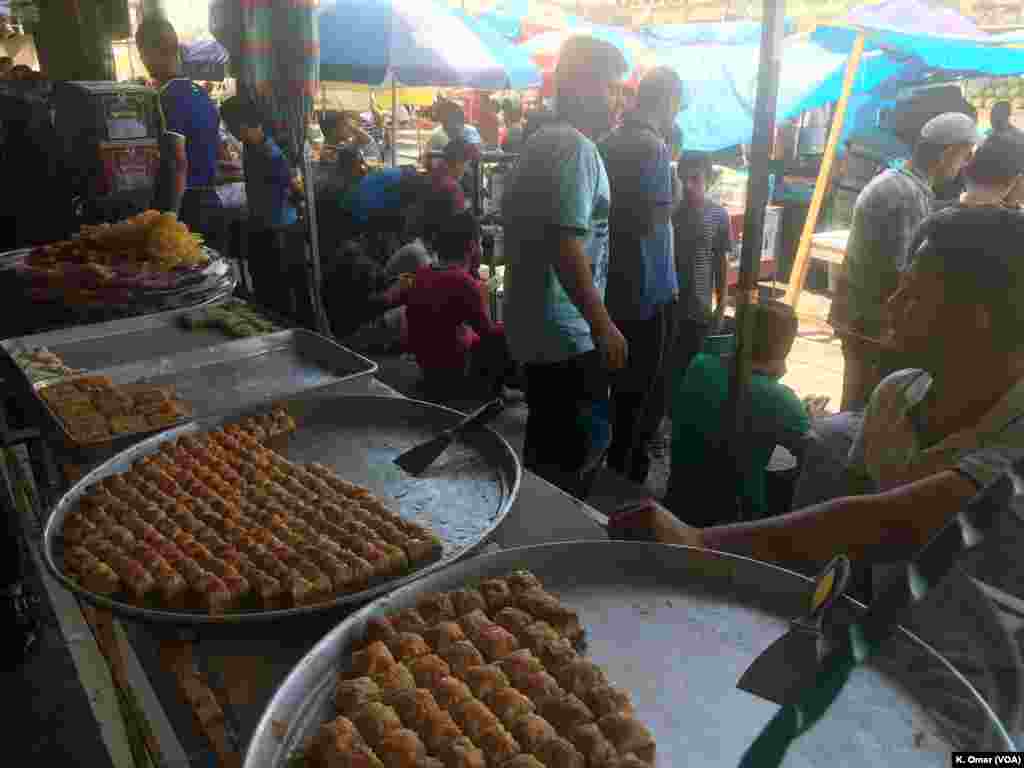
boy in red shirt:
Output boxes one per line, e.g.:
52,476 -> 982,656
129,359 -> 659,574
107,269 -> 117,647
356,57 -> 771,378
400,212 -> 511,399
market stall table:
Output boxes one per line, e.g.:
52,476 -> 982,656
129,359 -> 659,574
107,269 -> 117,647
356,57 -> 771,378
2,333 -> 605,768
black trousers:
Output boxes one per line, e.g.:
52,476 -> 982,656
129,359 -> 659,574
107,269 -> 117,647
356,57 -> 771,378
180,189 -> 227,256
246,226 -> 315,325
608,304 -> 671,484
523,350 -> 609,500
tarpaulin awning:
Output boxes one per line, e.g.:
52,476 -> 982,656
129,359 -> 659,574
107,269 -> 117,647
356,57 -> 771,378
813,0 -> 1024,77
668,40 -> 905,153
319,0 -> 540,89
518,25 -> 640,75
639,20 -> 797,49
477,0 -> 581,41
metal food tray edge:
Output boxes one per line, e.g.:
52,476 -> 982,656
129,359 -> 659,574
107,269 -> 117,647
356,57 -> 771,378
26,330 -> 379,449
0,292 -> 235,390
245,541 -> 1015,768
41,394 -> 522,626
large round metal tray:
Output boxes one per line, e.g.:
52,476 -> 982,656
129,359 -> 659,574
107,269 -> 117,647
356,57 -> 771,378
247,542 -> 1014,768
42,394 -> 521,625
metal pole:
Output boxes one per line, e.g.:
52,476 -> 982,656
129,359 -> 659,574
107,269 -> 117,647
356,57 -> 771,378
725,0 -> 784,521
783,34 -> 865,309
391,77 -> 398,168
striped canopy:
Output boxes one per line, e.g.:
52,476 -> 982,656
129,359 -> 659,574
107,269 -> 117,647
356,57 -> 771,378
210,0 -> 319,165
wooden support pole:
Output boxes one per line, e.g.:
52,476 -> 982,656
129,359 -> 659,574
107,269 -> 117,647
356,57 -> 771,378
783,33 -> 865,309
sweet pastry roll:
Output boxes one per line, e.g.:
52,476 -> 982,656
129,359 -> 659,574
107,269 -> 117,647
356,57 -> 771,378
415,592 -> 456,625
350,641 -> 397,678
432,675 -> 473,710
519,671 -> 563,704
463,664 -> 510,701
534,638 -> 576,672
388,632 -> 432,662
420,708 -> 463,754
335,676 -> 382,716
450,588 -> 488,617
510,713 -> 558,753
595,715 -> 654,764
407,654 -> 452,690
584,686 -> 634,719
533,737 -> 584,768
309,715 -> 374,767
520,622 -> 562,656
450,697 -> 500,743
494,607 -> 535,637
391,608 -> 430,635
458,609 -> 492,638
477,723 -> 521,766
371,661 -> 417,695
332,550 -> 374,589
516,591 -> 583,646
353,701 -> 404,748
64,546 -> 121,594
375,728 -> 427,768
383,688 -> 441,732
422,621 -> 467,653
536,693 -> 594,732
486,687 -> 535,728
552,660 -> 608,700
499,757 -> 545,768
496,649 -> 545,688
473,623 -> 519,662
479,578 -> 515,612
612,755 -> 647,768
364,616 -> 399,647
439,736 -> 486,768
506,570 -> 543,596
440,640 -> 485,677
567,724 -> 618,768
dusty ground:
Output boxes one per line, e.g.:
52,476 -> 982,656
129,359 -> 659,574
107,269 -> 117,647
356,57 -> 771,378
368,290 -> 844,516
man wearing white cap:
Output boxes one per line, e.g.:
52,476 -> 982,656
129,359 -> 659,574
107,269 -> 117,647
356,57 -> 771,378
830,112 -> 978,411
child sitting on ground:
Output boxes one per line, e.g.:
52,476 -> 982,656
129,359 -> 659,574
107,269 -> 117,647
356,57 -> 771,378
220,96 -> 299,316
663,300 -> 812,524
398,212 -> 513,400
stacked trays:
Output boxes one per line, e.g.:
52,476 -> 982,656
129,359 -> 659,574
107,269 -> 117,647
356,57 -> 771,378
307,569 -> 655,768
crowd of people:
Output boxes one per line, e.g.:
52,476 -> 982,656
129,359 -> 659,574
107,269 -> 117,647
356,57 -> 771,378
4,17 -> 1024,733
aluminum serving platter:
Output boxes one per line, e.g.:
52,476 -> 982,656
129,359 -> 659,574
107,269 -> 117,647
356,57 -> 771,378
247,542 -> 1015,768
32,330 -> 377,449
43,394 -> 521,625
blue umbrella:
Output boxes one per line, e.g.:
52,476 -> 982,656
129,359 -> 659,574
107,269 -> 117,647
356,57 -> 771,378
319,0 -> 541,89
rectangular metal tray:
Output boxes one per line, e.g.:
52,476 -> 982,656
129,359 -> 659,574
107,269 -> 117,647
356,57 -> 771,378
1,299 -> 258,382
32,330 -> 377,449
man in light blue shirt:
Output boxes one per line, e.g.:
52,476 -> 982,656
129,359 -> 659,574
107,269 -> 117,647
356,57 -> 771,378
502,36 -> 629,499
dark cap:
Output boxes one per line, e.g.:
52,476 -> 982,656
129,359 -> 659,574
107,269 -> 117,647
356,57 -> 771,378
920,112 -> 979,146
965,131 -> 1024,185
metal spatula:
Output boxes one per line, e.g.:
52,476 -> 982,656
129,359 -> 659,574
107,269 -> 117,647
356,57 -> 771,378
738,469 -> 1018,768
394,399 -> 505,476
736,555 -> 852,704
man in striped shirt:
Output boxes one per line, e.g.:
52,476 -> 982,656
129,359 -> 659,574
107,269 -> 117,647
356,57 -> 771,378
672,152 -> 732,377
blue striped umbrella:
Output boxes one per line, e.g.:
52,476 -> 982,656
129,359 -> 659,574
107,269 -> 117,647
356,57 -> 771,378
319,0 -> 540,89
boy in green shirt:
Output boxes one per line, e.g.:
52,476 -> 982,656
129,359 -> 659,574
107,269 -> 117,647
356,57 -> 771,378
664,300 -> 810,523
